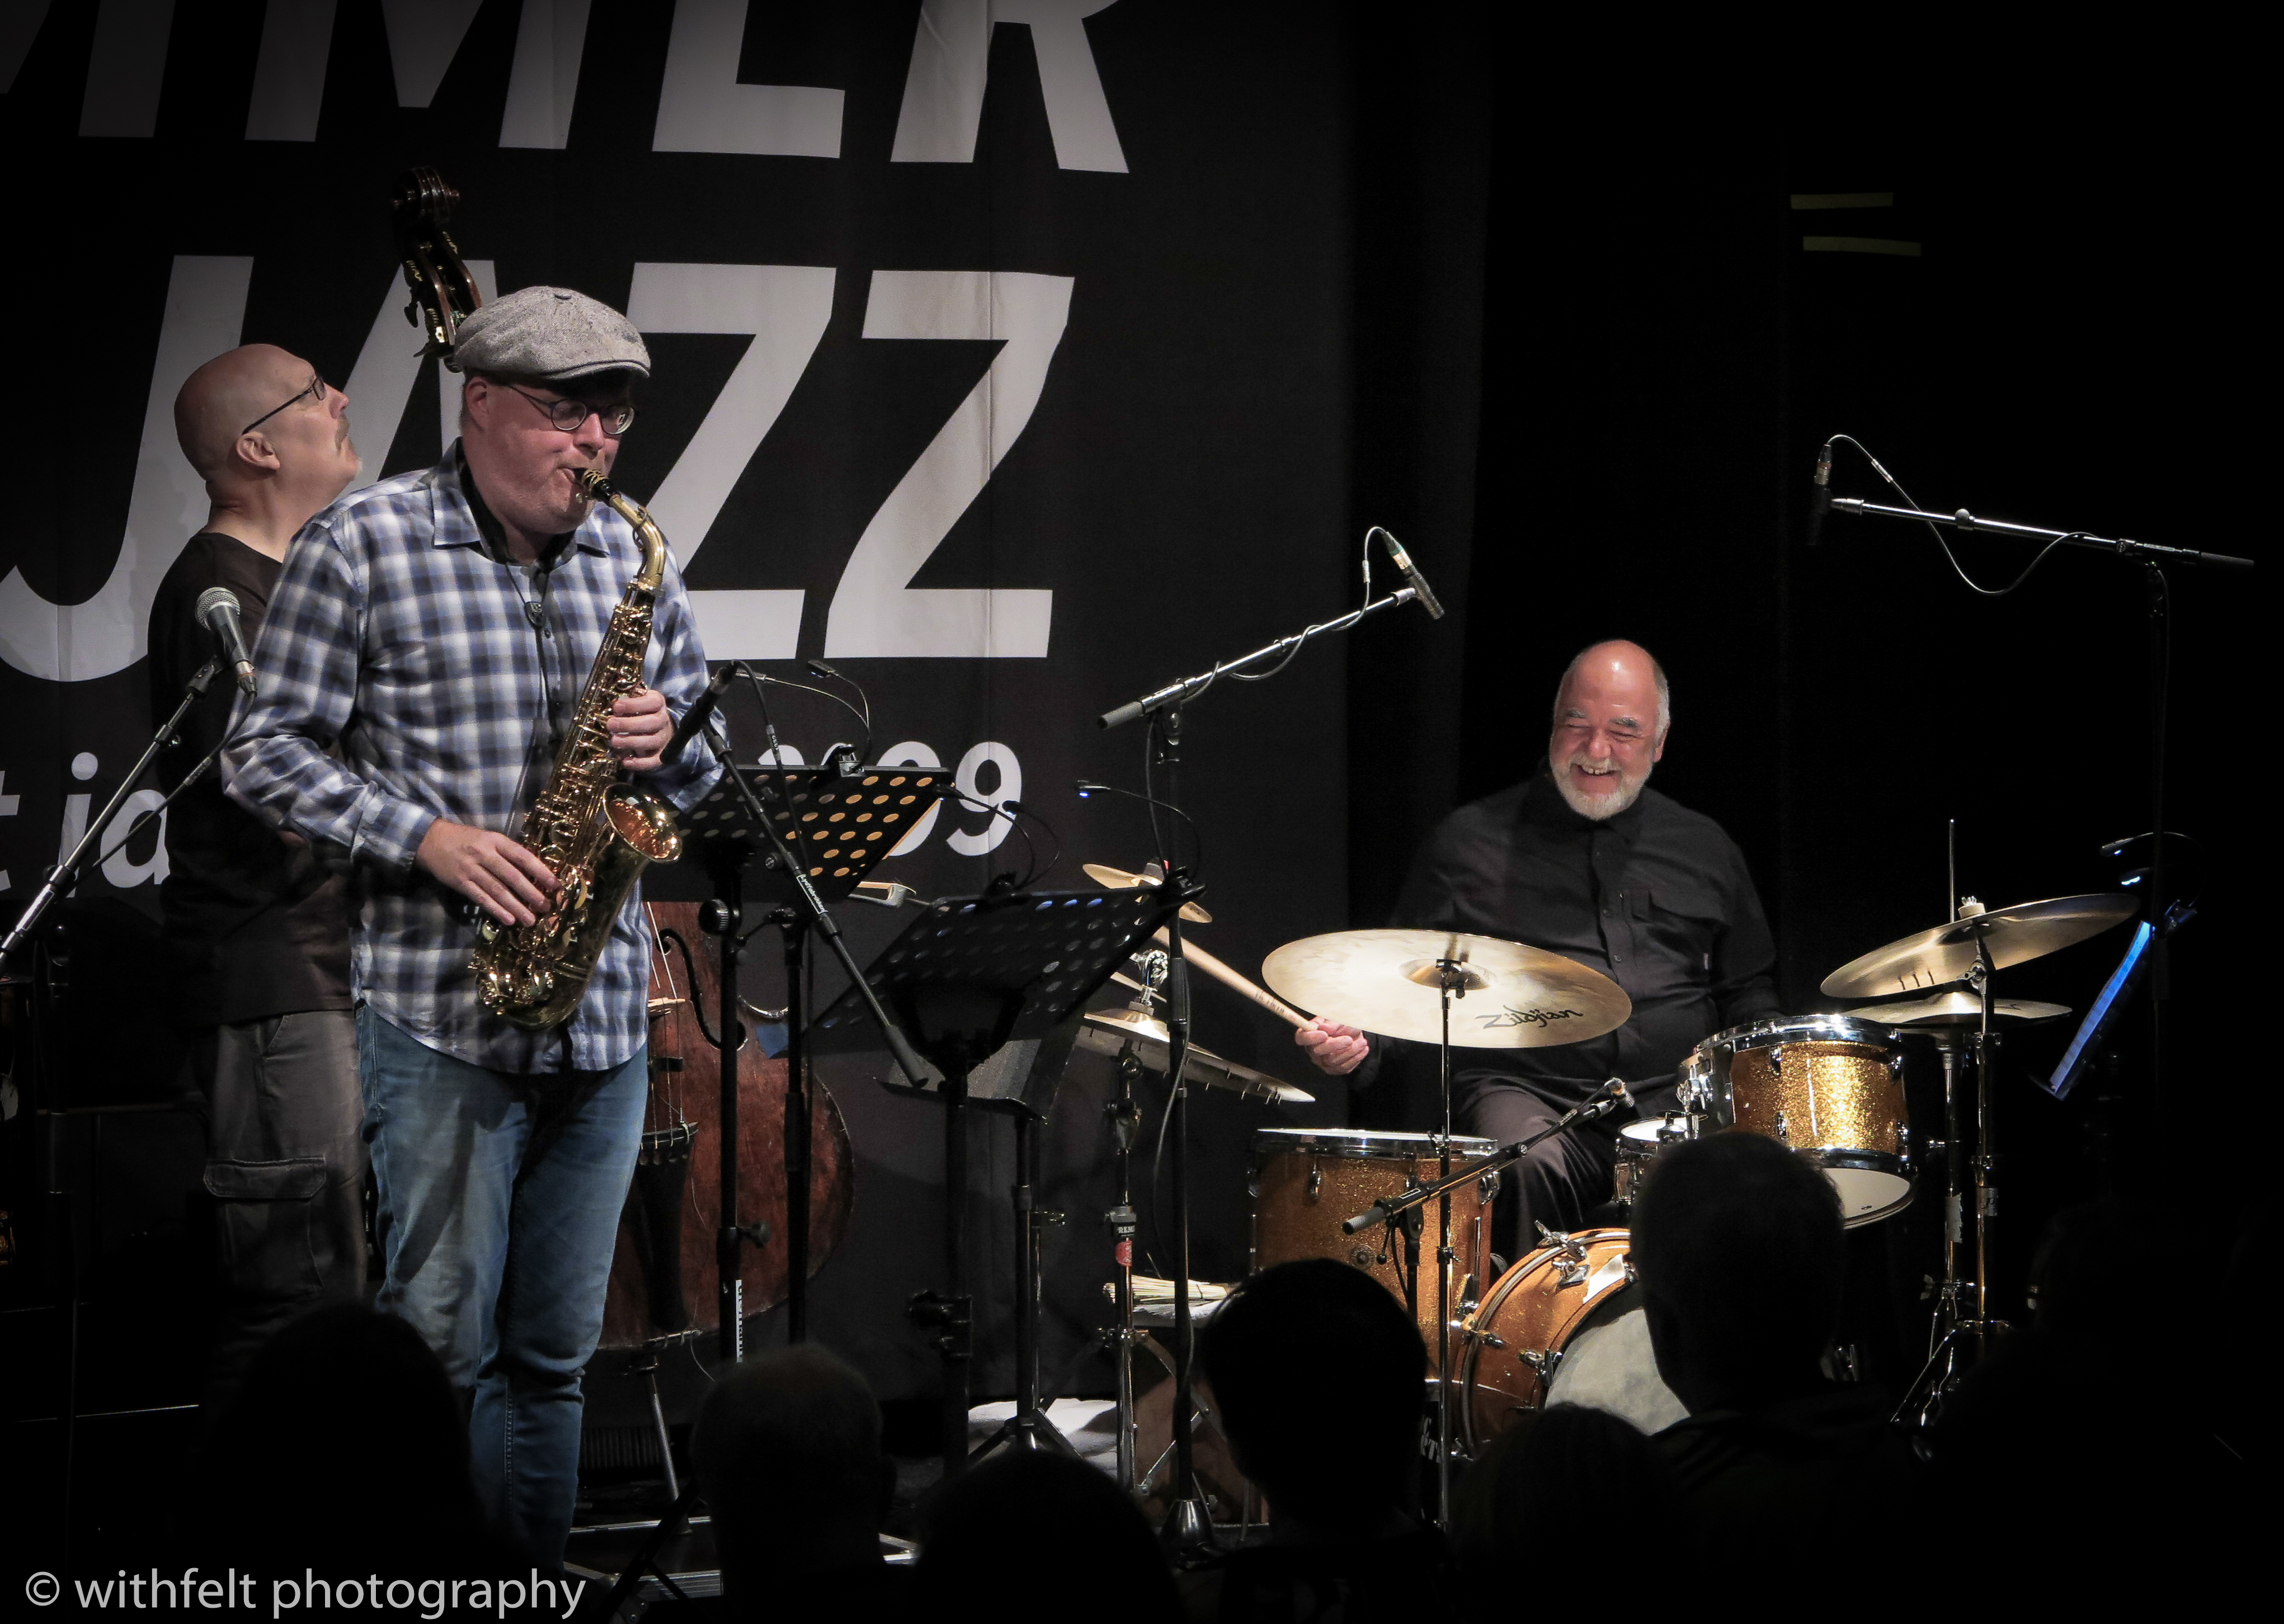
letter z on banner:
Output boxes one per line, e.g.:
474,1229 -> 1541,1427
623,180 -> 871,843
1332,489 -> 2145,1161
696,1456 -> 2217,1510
825,270 -> 1070,659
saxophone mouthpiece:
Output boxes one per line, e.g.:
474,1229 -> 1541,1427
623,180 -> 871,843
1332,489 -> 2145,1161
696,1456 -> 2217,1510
574,468 -> 613,501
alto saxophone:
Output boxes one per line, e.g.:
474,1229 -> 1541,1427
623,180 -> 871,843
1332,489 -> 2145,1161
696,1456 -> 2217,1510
473,469 -> 685,1030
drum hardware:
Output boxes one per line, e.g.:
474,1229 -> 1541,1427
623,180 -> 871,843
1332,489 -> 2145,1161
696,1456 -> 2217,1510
1827,882 -> 2132,1430
1094,554 -> 1445,1555
812,886 -> 1181,1477
1262,926 -> 1626,1528
1331,1080 -> 1630,1521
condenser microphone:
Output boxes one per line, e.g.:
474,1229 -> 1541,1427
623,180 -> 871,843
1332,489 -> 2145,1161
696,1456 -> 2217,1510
1374,528 -> 1446,619
1806,440 -> 1834,548
194,587 -> 258,694
668,662 -> 738,761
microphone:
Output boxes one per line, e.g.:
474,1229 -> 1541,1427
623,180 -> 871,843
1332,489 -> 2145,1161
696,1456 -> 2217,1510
194,587 -> 258,695
1374,529 -> 1445,620
1806,440 -> 1834,548
668,662 -> 738,761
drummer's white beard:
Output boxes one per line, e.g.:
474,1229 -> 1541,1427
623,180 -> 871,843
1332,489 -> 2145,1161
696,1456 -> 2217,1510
1555,753 -> 1650,821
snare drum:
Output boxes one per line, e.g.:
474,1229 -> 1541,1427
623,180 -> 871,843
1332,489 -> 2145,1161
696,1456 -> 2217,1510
1683,1014 -> 1912,1226
1457,1228 -> 1685,1450
1250,1127 -> 1497,1370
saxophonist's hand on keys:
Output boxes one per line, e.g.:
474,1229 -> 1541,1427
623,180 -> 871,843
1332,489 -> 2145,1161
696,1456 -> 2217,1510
417,821 -> 562,927
608,686 -> 672,772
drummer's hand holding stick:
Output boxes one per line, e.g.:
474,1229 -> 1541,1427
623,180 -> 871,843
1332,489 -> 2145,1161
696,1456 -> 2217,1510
1295,1017 -> 1369,1075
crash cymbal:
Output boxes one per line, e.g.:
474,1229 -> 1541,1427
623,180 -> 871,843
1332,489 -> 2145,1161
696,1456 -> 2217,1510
1849,989 -> 2073,1028
1075,1007 -> 1315,1104
1821,894 -> 2139,999
1260,929 -> 1630,1049
1081,862 -> 1212,924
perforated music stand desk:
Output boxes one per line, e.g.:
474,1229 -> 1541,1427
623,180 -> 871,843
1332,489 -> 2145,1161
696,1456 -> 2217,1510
814,888 -> 1183,1470
676,763 -> 949,896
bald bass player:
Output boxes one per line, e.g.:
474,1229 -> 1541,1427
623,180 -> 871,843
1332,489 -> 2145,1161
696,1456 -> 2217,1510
1297,640 -> 1780,1258
150,344 -> 365,1412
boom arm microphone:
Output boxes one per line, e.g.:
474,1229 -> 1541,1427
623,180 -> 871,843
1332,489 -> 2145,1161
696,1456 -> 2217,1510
1806,440 -> 1834,548
1374,528 -> 1446,620
194,587 -> 258,695
668,662 -> 737,761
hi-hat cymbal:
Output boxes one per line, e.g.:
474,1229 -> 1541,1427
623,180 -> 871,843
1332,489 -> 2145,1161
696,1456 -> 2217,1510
1849,990 -> 2073,1028
1075,1008 -> 1313,1104
1260,928 -> 1630,1049
1082,862 -> 1212,924
1821,894 -> 2138,999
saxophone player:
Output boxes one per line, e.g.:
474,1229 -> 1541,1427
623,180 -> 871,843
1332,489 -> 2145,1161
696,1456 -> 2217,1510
223,286 -> 720,1571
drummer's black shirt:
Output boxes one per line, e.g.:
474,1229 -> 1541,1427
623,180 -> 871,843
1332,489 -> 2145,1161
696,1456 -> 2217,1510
1379,762 -> 1780,1110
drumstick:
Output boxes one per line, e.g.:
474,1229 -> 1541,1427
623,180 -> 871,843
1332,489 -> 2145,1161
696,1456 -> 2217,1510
1150,927 -> 1314,1028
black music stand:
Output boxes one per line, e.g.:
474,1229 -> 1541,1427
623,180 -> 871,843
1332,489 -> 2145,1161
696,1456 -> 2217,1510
674,762 -> 948,1356
814,888 -> 1182,1472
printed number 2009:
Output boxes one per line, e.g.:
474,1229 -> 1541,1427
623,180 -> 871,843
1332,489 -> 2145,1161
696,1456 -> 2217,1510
754,740 -> 1020,857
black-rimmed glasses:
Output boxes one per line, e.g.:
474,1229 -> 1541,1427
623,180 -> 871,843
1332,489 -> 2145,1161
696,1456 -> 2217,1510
500,382 -> 637,437
241,374 -> 328,437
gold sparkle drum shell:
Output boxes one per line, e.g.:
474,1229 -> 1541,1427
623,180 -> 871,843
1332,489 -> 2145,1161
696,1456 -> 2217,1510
1457,1228 -> 1684,1451
1249,1127 -> 1496,1373
1682,1014 -> 1912,1226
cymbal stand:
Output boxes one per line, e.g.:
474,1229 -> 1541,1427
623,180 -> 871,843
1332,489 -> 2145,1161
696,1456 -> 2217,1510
1148,704 -> 1216,1558
1431,952 -> 1467,1528
1107,1043 -> 1145,1491
1103,951 -> 1162,1493
1892,932 -> 2010,1428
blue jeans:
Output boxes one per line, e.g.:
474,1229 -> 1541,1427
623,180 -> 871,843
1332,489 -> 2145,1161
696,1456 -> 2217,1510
357,1006 -> 646,1570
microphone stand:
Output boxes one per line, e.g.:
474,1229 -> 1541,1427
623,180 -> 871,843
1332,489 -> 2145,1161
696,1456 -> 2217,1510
1,655 -> 221,1578
1826,497 -> 2254,1125
1098,581 -> 1444,1553
1341,1082 -> 1631,1235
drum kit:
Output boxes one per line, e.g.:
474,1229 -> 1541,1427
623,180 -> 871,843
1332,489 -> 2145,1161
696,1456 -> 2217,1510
1077,861 -> 2140,1518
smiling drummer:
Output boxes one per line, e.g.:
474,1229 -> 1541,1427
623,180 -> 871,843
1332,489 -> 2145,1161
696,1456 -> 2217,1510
1297,640 -> 1779,1255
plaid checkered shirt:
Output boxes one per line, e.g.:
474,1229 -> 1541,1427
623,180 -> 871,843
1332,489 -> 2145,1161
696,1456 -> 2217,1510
222,450 -> 721,1074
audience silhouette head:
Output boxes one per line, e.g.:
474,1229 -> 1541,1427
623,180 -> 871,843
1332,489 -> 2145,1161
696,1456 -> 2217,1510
917,1449 -> 1176,1622
201,1304 -> 488,1570
1200,1257 -> 1426,1532
1632,1130 -> 1845,1414
692,1343 -> 894,1599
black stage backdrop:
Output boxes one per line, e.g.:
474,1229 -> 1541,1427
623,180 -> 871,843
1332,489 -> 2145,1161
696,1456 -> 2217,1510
0,4 -> 2247,1452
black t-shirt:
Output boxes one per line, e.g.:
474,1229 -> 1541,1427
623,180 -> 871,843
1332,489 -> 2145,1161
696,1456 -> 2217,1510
1384,763 -> 1782,1107
148,531 -> 352,1025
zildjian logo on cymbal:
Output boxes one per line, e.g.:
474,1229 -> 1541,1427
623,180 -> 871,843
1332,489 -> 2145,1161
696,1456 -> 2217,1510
1479,1005 -> 1586,1030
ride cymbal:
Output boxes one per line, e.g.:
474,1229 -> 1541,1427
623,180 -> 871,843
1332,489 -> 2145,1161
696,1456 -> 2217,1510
1260,928 -> 1629,1049
1821,894 -> 2137,999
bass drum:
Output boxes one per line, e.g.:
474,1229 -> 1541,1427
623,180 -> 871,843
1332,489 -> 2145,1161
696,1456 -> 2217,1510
601,903 -> 854,1349
1457,1228 -> 1685,1451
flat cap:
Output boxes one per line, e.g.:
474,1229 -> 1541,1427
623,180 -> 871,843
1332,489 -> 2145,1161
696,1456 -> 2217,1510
449,285 -> 651,383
